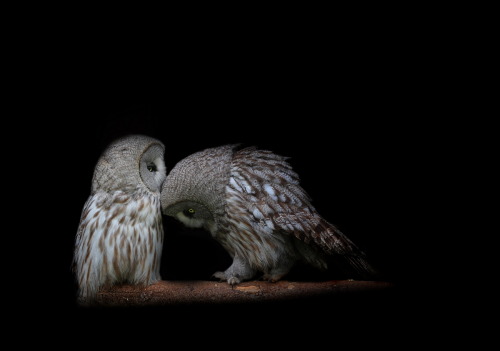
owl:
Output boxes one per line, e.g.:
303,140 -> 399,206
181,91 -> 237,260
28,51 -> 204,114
73,134 -> 166,303
161,145 -> 375,285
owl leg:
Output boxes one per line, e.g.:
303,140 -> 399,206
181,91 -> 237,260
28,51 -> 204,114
262,255 -> 295,282
212,255 -> 256,286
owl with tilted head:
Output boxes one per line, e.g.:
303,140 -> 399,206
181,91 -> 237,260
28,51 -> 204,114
161,144 -> 376,285
73,135 -> 166,303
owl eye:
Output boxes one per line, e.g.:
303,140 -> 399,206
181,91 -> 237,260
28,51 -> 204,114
184,208 -> 196,217
147,163 -> 157,172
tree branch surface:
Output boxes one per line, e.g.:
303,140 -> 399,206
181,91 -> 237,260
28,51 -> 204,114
93,280 -> 394,306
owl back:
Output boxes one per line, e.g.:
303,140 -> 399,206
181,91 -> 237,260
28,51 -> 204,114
226,147 -> 375,277
162,145 -> 236,220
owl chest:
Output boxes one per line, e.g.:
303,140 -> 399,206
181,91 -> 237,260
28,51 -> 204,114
215,198 -> 285,264
114,205 -> 160,239
83,197 -> 163,255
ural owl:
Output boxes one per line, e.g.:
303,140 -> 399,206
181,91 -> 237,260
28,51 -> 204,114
73,135 -> 166,303
161,145 -> 375,285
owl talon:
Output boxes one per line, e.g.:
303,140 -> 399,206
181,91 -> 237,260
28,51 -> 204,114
212,271 -> 226,282
227,276 -> 241,286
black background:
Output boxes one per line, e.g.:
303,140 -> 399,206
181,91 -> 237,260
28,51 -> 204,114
18,15 -> 443,337
52,81 -> 423,303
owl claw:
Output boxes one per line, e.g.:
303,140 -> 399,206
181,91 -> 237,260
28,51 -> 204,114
212,271 -> 226,282
227,276 -> 241,286
212,271 -> 241,286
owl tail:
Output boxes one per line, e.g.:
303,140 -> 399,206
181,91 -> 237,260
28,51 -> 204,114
341,250 -> 378,280
314,218 -> 379,279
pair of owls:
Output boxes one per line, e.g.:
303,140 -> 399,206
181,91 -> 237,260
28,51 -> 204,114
73,135 -> 375,302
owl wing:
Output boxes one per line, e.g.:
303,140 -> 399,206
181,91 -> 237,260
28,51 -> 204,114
230,147 -> 376,277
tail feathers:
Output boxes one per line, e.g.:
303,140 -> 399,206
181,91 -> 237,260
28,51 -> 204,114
313,218 -> 379,279
342,252 -> 379,279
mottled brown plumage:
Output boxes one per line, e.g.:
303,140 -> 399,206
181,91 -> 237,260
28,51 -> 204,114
161,145 -> 375,285
73,135 -> 166,303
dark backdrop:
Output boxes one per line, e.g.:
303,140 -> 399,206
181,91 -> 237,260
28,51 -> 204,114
23,23 -> 433,325
52,88 -> 421,306
4,5 -> 461,343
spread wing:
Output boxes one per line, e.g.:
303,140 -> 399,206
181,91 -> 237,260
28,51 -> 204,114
229,146 -> 376,277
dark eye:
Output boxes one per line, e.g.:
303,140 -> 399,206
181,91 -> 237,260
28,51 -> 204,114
147,163 -> 157,172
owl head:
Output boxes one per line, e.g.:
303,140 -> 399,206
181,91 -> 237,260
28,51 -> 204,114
160,145 -> 236,231
92,134 -> 167,194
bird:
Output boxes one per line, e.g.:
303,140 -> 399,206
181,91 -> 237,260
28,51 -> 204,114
73,134 -> 166,303
161,144 -> 376,285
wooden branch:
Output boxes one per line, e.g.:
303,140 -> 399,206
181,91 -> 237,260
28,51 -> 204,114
91,280 -> 394,306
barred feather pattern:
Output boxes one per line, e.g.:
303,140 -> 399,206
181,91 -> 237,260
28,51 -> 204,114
222,147 -> 374,277
161,145 -> 375,284
73,187 -> 163,301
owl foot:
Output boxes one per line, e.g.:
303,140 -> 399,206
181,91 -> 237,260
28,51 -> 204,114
211,271 -> 242,286
227,276 -> 241,286
262,273 -> 285,283
212,271 -> 227,281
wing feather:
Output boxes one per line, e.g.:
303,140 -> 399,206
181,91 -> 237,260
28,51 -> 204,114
231,147 -> 376,277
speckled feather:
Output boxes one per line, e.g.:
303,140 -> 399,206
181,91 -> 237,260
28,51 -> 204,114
229,147 -> 374,274
74,189 -> 163,299
161,145 -> 375,285
73,135 -> 166,302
